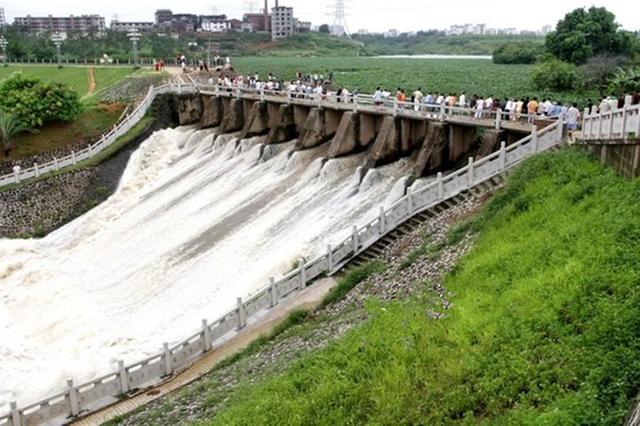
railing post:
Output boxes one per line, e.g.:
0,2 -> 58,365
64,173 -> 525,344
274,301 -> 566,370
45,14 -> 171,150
607,110 -> 614,138
10,401 -> 22,426
467,157 -> 475,187
621,107 -> 628,139
298,259 -> 307,291
202,319 -> 212,351
495,108 -> 502,130
13,166 -> 20,183
439,104 -> 445,122
236,297 -> 246,330
352,225 -> 359,254
499,141 -> 507,170
437,172 -> 444,199
269,276 -> 278,307
34,163 -> 39,178
326,244 -> 333,272
378,206 -> 386,234
67,379 -> 79,417
393,99 -> 398,116
53,157 -> 59,171
583,108 -> 591,139
118,360 -> 129,394
260,89 -> 265,102
532,127 -> 539,153
407,187 -> 414,215
163,343 -> 173,376
72,150 -> 77,165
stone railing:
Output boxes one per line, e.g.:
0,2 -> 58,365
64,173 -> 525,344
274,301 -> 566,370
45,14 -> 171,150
0,117 -> 564,426
196,83 -> 547,128
581,95 -> 640,141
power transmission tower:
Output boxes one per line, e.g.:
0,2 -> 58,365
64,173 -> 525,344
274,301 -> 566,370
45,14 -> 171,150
244,0 -> 258,13
330,0 -> 349,37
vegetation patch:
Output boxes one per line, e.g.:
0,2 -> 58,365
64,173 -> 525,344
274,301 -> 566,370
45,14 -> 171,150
205,149 -> 640,424
320,261 -> 386,308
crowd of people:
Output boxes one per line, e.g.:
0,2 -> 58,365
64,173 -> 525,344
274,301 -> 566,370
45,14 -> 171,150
196,68 -> 640,132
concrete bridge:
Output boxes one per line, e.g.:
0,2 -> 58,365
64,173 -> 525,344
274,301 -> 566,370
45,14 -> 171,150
175,84 -> 555,178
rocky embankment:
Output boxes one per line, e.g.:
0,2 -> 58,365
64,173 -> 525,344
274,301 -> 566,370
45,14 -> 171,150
110,187 -> 495,426
0,95 -> 179,239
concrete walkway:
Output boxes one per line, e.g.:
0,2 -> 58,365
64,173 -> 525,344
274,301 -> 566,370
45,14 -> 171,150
73,277 -> 337,426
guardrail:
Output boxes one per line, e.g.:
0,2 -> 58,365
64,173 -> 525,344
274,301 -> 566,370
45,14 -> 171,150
0,115 -> 564,426
198,83 -> 547,127
581,95 -> 640,141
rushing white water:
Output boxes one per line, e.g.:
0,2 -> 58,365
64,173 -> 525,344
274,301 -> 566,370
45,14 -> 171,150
0,127 -> 413,410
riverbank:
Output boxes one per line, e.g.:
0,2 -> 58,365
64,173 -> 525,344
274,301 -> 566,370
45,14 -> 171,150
0,94 -> 179,239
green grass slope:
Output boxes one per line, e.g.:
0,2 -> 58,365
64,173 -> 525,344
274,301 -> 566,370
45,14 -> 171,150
0,66 -> 135,97
208,150 -> 640,425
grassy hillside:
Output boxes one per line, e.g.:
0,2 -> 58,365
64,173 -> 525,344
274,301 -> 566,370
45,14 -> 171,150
204,150 -> 640,424
233,57 -> 597,104
0,66 -> 135,98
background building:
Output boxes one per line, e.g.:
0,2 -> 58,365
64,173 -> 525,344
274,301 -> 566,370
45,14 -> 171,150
271,6 -> 294,40
110,21 -> 155,32
14,14 -> 106,36
200,15 -> 229,32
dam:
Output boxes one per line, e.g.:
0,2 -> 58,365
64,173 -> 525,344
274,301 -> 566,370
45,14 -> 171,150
0,82 -> 563,425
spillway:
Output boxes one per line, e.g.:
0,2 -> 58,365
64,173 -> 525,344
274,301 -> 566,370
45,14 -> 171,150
0,127 -> 412,410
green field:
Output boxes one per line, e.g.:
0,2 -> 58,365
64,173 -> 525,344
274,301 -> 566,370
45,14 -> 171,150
0,66 -> 136,99
234,57 -> 597,105
193,150 -> 640,424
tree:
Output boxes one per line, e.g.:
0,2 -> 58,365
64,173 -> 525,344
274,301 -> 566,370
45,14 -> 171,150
0,74 -> 83,128
493,42 -> 543,64
608,68 -> 640,95
531,59 -> 582,91
546,7 -> 636,64
580,55 -> 628,96
319,24 -> 330,34
0,110 -> 32,158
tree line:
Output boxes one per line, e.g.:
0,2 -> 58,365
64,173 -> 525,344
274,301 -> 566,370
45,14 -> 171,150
493,7 -> 640,96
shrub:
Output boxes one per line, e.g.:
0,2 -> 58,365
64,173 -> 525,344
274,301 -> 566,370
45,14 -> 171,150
608,67 -> 640,95
531,59 -> 582,91
493,42 -> 543,64
0,73 -> 83,128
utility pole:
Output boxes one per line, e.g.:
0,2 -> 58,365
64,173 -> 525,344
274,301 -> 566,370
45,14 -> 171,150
0,36 -> 8,67
127,28 -> 141,66
51,33 -> 64,67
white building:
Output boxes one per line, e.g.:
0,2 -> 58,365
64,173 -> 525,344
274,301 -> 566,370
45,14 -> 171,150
384,29 -> 399,38
201,18 -> 230,32
110,21 -> 155,32
271,6 -> 294,40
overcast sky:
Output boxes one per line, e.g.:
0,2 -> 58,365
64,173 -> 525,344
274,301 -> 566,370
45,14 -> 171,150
1,0 -> 637,33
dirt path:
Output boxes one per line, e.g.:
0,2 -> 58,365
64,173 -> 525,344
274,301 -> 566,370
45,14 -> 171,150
73,277 -> 337,426
87,67 -> 97,96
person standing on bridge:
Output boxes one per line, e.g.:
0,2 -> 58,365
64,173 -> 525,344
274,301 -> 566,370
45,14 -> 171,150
459,92 -> 466,107
566,103 -> 580,132
413,88 -> 424,111
528,97 -> 539,116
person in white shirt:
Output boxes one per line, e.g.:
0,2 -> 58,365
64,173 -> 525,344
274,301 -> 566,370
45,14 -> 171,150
413,88 -> 424,111
373,87 -> 383,105
599,97 -> 611,113
436,94 -> 444,105
566,103 -> 581,131
475,98 -> 485,118
459,92 -> 466,107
